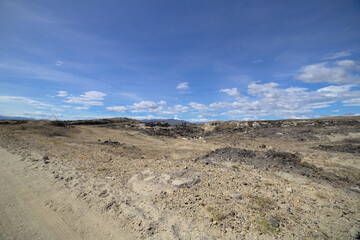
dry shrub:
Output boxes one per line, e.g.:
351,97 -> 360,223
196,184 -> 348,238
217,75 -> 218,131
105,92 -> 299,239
255,218 -> 281,234
206,206 -> 227,222
246,194 -> 276,212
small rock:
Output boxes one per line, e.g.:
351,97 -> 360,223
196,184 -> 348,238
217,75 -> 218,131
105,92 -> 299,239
229,211 -> 236,217
172,178 -> 200,188
43,156 -> 50,164
231,194 -> 243,200
99,189 -> 108,198
286,187 -> 293,193
266,217 -> 279,228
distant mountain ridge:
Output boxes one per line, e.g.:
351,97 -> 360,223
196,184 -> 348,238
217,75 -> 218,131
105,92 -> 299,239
141,119 -> 191,125
0,115 -> 34,120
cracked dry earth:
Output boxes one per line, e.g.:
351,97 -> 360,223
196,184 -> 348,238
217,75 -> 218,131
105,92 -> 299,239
0,117 -> 359,240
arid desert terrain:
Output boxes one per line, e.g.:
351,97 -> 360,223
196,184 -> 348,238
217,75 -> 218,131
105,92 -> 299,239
0,116 -> 359,239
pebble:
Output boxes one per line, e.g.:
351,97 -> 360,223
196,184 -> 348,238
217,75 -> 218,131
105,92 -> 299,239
266,217 -> 279,228
231,193 -> 243,200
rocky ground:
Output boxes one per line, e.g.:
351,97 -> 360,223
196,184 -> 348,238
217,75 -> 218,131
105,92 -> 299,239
0,117 -> 359,239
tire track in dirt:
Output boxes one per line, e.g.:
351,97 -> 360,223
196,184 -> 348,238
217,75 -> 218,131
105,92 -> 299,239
0,147 -> 81,240
0,147 -> 134,240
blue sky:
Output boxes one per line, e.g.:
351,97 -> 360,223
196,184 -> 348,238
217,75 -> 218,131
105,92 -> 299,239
0,0 -> 360,122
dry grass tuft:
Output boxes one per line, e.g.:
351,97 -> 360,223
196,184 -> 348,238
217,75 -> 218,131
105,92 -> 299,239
255,218 -> 281,235
206,206 -> 227,222
246,194 -> 277,212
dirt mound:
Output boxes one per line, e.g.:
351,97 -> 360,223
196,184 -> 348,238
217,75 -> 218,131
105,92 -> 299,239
316,144 -> 360,154
194,147 -> 353,186
100,140 -> 125,147
144,121 -> 170,127
194,147 -> 302,171
143,125 -> 204,138
204,117 -> 360,141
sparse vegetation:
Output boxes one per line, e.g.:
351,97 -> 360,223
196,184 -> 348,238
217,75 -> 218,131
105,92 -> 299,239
246,194 -> 276,212
206,206 -> 227,222
51,120 -> 67,127
255,218 -> 281,235
0,116 -> 359,239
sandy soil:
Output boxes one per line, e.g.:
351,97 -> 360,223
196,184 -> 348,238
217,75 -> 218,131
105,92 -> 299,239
0,147 -> 135,240
0,117 -> 359,239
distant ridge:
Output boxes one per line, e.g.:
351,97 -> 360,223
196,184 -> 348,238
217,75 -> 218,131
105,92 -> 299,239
141,119 -> 191,125
0,115 -> 34,120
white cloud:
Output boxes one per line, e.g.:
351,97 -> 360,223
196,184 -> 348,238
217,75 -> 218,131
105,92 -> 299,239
56,91 -> 68,97
342,98 -> 360,106
122,101 -> 166,114
131,101 -> 160,112
106,106 -> 127,112
242,116 -> 259,121
51,108 -> 63,111
189,102 -> 209,111
56,61 -> 63,66
99,79 -> 360,120
337,60 -> 360,69
132,115 -> 166,120
209,102 -> 232,109
323,51 -> 351,60
296,60 -> 360,84
219,88 -> 241,98
316,84 -> 355,97
0,96 -> 53,108
132,101 -> 157,109
176,82 -> 189,90
64,91 -> 106,107
106,101 -> 189,115
79,91 -> 106,101
253,59 -> 263,63
186,118 -> 208,123
248,82 -> 279,96
208,82 -> 360,119
24,111 -> 62,119
169,104 -> 190,113
74,106 -> 89,110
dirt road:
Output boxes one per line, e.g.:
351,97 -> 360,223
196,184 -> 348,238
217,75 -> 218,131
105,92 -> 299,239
0,147 -> 132,240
